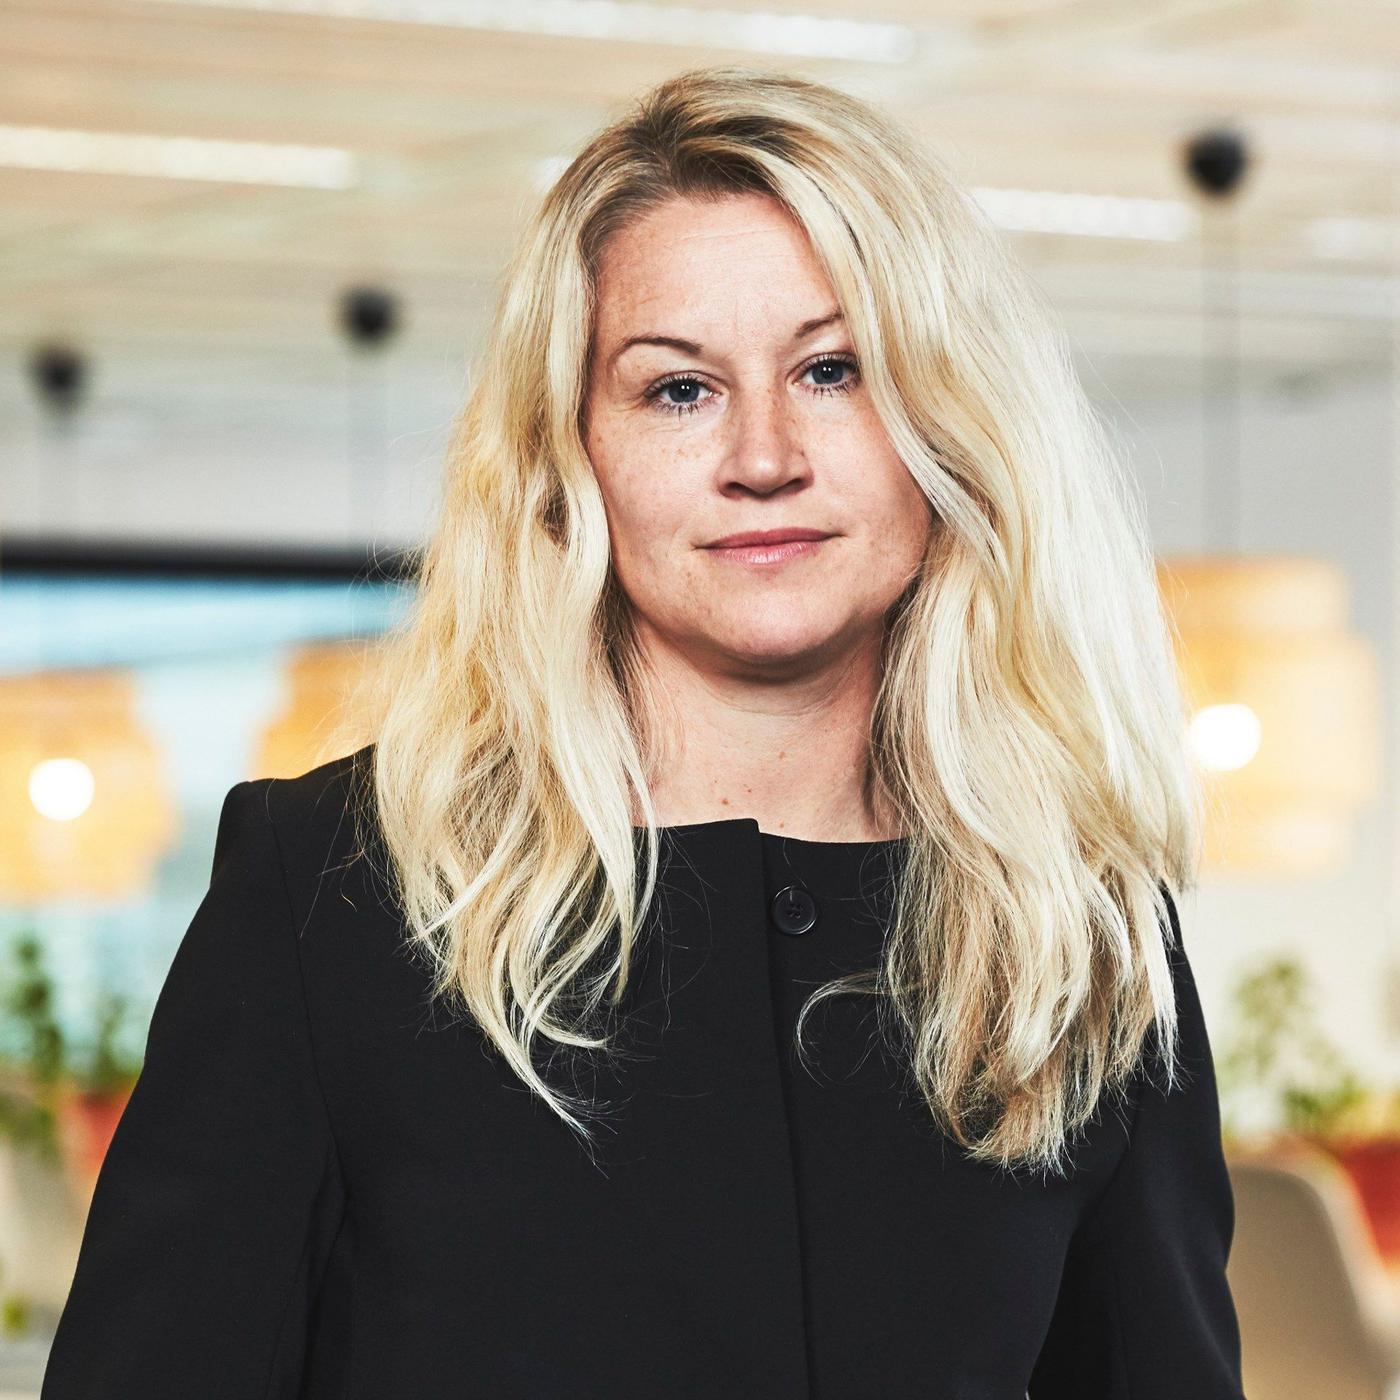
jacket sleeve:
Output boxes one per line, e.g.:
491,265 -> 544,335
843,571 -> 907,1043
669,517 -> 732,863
41,779 -> 347,1399
1027,885 -> 1246,1399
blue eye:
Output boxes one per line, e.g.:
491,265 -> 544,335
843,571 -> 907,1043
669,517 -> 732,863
642,354 -> 860,417
803,356 -> 859,393
647,376 -> 711,415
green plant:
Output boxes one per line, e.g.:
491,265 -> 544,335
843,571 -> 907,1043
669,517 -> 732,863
1215,954 -> 1371,1143
0,930 -> 144,1160
0,1254 -> 27,1340
0,1249 -> 27,1340
0,930 -> 141,1343
0,1292 -> 30,1339
0,932 -> 64,1162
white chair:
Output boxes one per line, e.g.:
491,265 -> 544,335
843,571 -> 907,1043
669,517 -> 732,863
1228,1144 -> 1400,1400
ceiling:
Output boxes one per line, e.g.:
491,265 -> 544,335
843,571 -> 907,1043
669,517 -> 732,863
1,0 -> 1396,422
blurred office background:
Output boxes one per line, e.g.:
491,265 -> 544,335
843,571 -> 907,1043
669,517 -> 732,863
1,2 -> 1398,1396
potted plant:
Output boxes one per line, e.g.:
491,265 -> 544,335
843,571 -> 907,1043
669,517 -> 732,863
0,929 -> 142,1206
0,929 -> 148,1339
0,932 -> 64,1167
1215,953 -> 1400,1258
0,928 -> 67,1340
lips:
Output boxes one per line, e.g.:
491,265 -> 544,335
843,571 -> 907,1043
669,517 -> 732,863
702,529 -> 832,567
705,528 -> 831,549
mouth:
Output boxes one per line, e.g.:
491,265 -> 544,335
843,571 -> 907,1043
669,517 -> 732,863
701,529 -> 833,567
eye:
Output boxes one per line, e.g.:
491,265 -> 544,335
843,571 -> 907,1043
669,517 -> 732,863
641,353 -> 861,418
801,353 -> 860,396
643,373 -> 716,417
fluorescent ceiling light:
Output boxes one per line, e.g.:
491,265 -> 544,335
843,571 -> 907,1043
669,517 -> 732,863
973,185 -> 1197,242
140,0 -> 918,63
0,124 -> 358,189
1305,215 -> 1393,262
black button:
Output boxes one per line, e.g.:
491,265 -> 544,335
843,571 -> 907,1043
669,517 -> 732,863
769,885 -> 818,936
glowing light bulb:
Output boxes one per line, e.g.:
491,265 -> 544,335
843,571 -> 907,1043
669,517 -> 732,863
29,757 -> 96,821
1189,703 -> 1262,773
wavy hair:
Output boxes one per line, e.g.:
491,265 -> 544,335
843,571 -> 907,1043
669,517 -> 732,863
334,64 -> 1204,1178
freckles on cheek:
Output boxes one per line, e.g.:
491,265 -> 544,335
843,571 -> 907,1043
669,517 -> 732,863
593,416 -> 704,561
607,489 -> 672,585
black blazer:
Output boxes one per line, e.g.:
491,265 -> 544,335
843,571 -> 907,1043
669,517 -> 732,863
41,747 -> 1246,1399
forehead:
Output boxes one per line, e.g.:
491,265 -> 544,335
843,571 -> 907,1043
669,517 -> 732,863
591,193 -> 835,334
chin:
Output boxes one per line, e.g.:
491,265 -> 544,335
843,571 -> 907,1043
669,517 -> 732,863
707,617 -> 847,666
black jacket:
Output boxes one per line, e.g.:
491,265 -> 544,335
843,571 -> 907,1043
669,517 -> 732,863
41,747 -> 1245,1398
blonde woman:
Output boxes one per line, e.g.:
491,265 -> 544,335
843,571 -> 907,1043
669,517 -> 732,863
43,66 -> 1245,1399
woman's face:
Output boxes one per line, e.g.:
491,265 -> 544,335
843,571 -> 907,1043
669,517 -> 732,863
582,191 -> 932,678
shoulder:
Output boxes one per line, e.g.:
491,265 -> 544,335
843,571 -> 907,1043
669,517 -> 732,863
256,740 -> 373,850
223,742 -> 381,915
257,742 -> 371,831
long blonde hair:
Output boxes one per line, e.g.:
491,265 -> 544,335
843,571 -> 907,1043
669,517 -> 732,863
337,64 -> 1204,1178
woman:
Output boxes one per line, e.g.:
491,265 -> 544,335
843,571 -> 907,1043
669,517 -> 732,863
42,66 -> 1246,1399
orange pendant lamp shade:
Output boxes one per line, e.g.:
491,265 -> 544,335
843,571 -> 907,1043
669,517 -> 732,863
1156,554 -> 1381,877
0,670 -> 177,901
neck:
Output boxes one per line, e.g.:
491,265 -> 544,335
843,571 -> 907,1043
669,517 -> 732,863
630,626 -> 902,844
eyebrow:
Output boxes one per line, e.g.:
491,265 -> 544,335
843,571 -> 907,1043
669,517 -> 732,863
607,310 -> 844,370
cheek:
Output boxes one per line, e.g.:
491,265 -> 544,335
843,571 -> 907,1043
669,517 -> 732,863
594,438 -> 705,560
890,476 -> 934,558
862,449 -> 932,558
839,408 -> 927,539
589,428 -> 653,552
596,469 -> 698,609
587,414 -> 720,627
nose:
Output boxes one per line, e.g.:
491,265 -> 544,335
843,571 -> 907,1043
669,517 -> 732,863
723,384 -> 811,495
